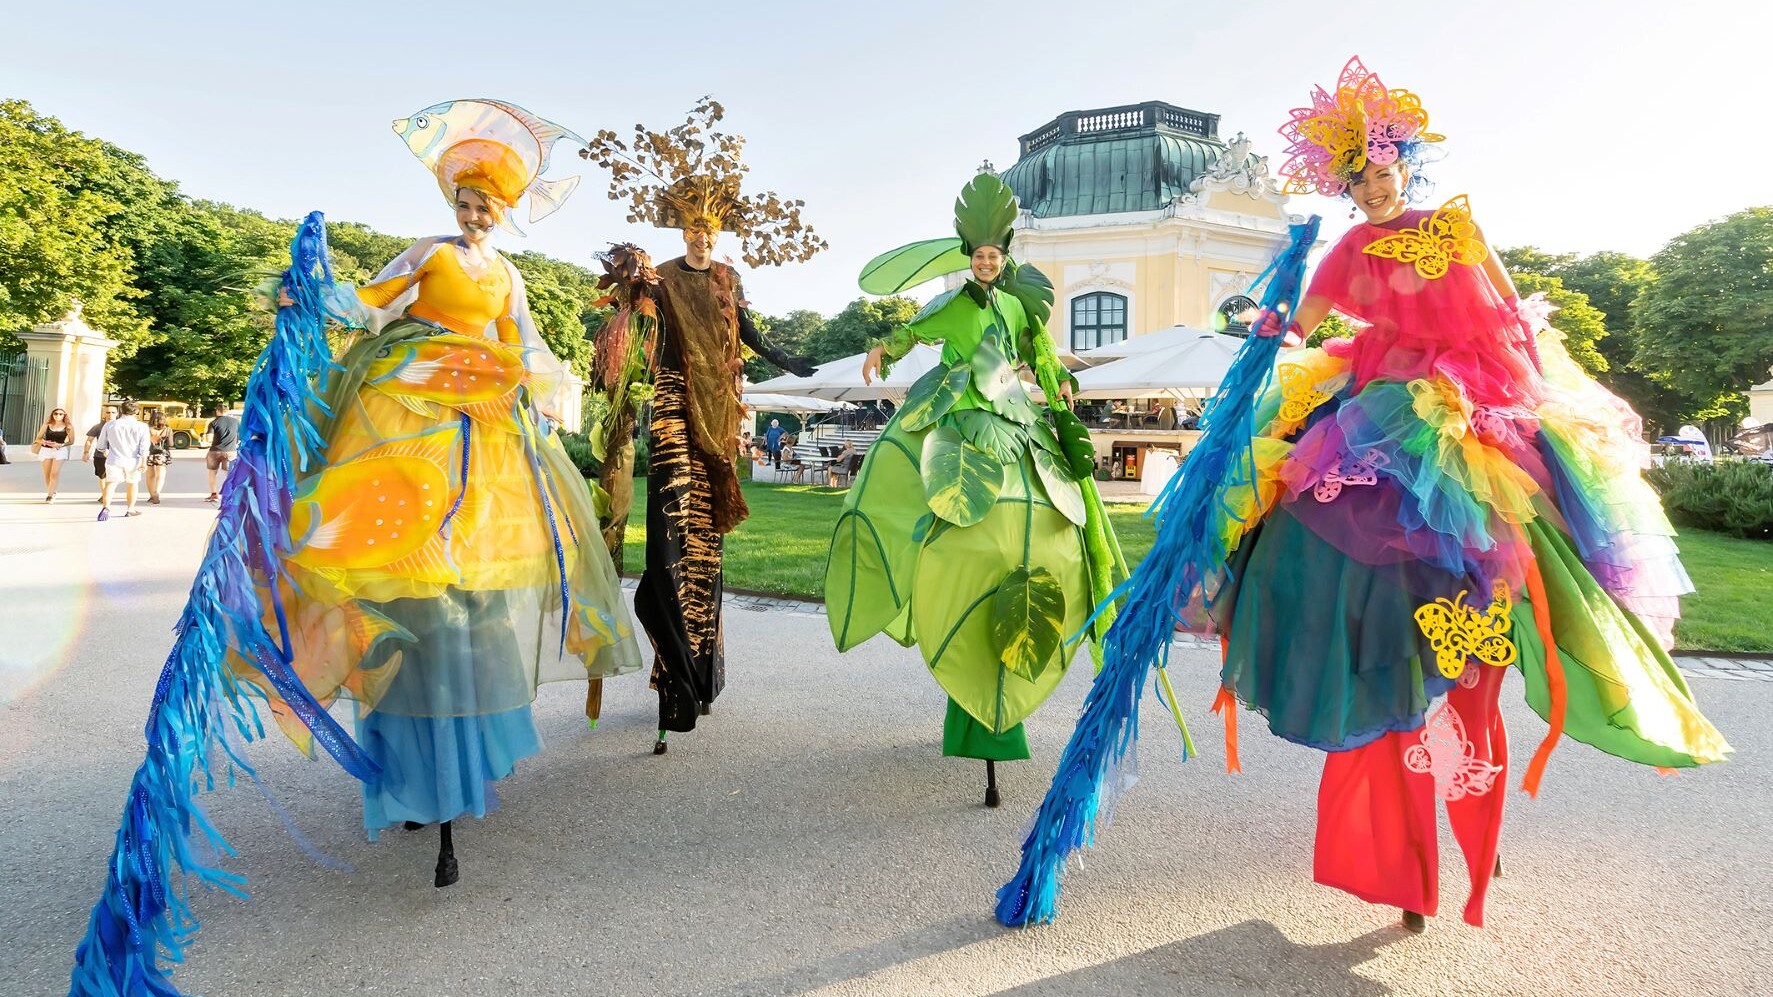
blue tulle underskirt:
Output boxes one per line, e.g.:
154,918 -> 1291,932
355,705 -> 542,839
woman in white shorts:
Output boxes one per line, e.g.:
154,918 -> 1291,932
34,407 -> 74,502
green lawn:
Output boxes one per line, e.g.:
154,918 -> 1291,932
1672,529 -> 1773,653
618,479 -> 1773,653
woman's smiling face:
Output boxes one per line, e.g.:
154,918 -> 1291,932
1347,158 -> 1410,224
455,188 -> 499,243
970,245 -> 1005,284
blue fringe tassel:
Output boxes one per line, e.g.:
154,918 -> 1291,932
995,216 -> 1321,927
67,213 -> 380,996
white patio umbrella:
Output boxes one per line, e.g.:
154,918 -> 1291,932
1078,324 -> 1229,363
739,392 -> 856,415
748,343 -> 944,402
1067,331 -> 1250,400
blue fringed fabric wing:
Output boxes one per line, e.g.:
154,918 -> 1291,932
67,213 -> 380,997
995,216 -> 1322,928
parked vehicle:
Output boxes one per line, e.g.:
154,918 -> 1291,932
133,401 -> 216,449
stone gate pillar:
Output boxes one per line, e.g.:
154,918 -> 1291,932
15,303 -> 117,430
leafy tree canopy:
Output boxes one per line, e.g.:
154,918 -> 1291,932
1633,207 -> 1773,410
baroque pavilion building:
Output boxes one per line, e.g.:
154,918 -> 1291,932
997,100 -> 1299,352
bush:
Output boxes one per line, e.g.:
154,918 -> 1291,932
1645,460 -> 1773,539
554,429 -> 649,478
556,430 -> 598,478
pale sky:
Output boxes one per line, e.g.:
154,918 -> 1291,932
8,0 -> 1769,318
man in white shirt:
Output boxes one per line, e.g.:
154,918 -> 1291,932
95,399 -> 152,520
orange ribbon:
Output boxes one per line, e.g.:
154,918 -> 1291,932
1212,630 -> 1242,774
1520,560 -> 1566,797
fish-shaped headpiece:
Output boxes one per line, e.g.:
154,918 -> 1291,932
393,98 -> 586,234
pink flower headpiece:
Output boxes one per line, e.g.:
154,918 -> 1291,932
1278,57 -> 1445,199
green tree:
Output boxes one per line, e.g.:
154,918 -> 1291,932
324,221 -> 413,283
0,100 -> 153,353
1634,208 -> 1773,416
1552,251 -> 1690,433
1304,311 -> 1358,348
1500,245 -> 1692,431
507,251 -> 606,379
1508,272 -> 1609,375
745,308 -> 824,380
111,201 -> 292,402
809,296 -> 920,361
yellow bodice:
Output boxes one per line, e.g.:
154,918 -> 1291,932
356,243 -> 520,343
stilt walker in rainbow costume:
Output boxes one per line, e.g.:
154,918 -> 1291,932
997,58 -> 1729,932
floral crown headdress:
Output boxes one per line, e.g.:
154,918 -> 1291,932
1277,57 -> 1443,201
580,97 -> 827,268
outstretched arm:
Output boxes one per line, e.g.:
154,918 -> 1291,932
1474,224 -> 1519,302
862,318 -> 924,385
737,307 -> 814,376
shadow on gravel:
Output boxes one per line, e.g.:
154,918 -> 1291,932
991,922 -> 1399,996
710,919 -> 1400,997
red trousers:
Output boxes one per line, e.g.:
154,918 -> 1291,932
1313,664 -> 1508,926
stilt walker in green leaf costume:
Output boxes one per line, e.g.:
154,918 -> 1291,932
826,174 -> 1126,807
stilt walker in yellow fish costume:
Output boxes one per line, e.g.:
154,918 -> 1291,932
66,98 -> 641,997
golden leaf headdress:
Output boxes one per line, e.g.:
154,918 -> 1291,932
580,98 -> 828,268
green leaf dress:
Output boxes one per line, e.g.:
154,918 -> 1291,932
826,279 -> 1108,760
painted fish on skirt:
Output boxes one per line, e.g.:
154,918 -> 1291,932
394,98 -> 586,233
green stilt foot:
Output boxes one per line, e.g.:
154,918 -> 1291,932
653,730 -> 668,755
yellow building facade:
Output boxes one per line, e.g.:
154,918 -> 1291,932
998,103 -> 1301,353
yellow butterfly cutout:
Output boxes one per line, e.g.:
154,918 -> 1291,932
1413,579 -> 1516,680
1276,363 -> 1333,424
1362,194 -> 1488,280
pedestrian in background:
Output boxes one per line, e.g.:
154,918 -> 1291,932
765,418 -> 784,468
33,406 -> 75,501
203,403 -> 239,503
95,400 -> 150,520
82,403 -> 118,497
145,408 -> 172,504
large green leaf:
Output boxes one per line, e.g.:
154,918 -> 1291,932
1050,406 -> 1097,480
1032,447 -> 1088,526
899,362 -> 972,433
990,387 -> 1041,426
921,423 -> 1003,527
859,237 -> 970,295
991,566 -> 1067,682
1028,415 -> 1063,456
972,335 -> 1016,401
950,409 -> 1024,465
910,286 -> 965,325
999,258 -> 1055,328
954,174 -> 1020,253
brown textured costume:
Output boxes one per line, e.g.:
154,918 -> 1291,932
579,99 -> 824,736
636,258 -> 804,731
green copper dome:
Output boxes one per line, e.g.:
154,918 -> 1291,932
1002,102 -> 1226,218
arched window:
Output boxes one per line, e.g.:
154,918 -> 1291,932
1071,292 -> 1128,351
1216,295 -> 1258,337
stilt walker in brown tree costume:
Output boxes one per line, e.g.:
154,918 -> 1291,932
580,99 -> 822,753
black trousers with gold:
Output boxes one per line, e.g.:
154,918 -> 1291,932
634,366 -> 725,732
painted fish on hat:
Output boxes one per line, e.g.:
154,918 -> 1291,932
394,98 -> 586,233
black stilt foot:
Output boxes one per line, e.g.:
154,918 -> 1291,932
434,821 -> 458,888
1493,854 -> 1504,879
984,760 -> 1001,808
699,701 -> 712,716
1400,910 -> 1426,933
402,820 -> 425,831
653,730 -> 668,755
